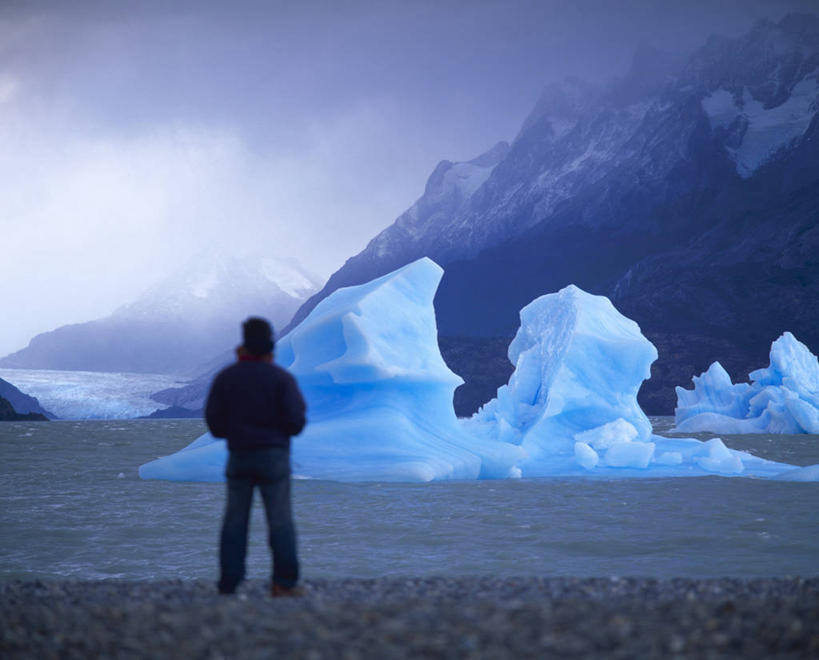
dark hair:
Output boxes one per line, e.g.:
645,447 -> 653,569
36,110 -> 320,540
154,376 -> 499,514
242,317 -> 274,356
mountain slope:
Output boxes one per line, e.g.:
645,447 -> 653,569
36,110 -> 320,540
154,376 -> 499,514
285,13 -> 819,415
0,377 -> 54,418
1,252 -> 320,376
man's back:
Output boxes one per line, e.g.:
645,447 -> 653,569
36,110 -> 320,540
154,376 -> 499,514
208,316 -> 306,597
206,360 -> 306,452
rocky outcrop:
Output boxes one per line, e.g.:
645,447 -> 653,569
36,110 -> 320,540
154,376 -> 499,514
0,396 -> 48,421
0,377 -> 54,419
139,406 -> 203,420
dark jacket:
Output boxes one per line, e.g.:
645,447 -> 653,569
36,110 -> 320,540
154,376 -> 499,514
205,360 -> 306,452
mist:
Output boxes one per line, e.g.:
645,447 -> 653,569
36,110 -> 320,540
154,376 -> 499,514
1,0 -> 814,356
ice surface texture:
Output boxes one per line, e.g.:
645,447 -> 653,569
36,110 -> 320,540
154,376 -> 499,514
675,332 -> 819,434
0,368 -> 181,420
140,260 -> 815,483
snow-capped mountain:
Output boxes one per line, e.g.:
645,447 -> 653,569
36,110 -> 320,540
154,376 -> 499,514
0,251 -> 320,376
115,250 -> 317,323
287,13 -> 819,414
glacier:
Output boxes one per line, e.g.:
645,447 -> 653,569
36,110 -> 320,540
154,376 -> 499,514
674,332 -> 819,434
0,368 -> 182,420
139,259 -> 816,483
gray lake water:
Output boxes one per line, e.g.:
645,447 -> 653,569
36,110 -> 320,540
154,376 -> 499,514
1,418 -> 818,582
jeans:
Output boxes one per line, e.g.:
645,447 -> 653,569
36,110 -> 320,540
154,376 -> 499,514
218,447 -> 298,593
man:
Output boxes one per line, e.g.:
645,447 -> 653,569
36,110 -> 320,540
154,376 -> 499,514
205,317 -> 306,597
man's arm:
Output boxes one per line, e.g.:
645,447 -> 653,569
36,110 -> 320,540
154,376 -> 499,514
205,374 -> 229,438
279,373 -> 307,437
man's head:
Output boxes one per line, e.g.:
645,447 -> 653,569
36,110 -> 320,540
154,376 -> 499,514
240,317 -> 274,359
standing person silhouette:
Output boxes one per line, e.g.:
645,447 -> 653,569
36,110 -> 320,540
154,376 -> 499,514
205,317 -> 307,596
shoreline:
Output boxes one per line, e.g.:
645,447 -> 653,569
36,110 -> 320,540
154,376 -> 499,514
2,577 -> 817,658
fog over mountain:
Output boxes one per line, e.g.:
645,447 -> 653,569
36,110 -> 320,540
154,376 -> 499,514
0,251 -> 319,375
1,0 -> 815,357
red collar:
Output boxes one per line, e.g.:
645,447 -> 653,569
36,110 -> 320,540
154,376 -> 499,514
238,354 -> 268,363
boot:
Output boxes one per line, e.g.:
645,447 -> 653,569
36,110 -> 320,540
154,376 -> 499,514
272,583 -> 304,598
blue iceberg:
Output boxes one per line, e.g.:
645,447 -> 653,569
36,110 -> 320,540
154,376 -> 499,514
140,259 -> 524,482
464,285 -> 801,479
139,260 -> 816,483
463,285 -> 657,476
674,332 -> 819,434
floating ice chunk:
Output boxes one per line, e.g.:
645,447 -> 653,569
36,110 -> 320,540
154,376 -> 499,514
574,442 -> 599,470
466,285 -> 657,476
654,451 -> 682,466
603,441 -> 655,469
752,331 -> 819,393
675,362 -> 752,425
675,333 -> 819,434
675,412 -> 763,435
572,419 -> 653,469
694,438 -> 744,475
772,464 -> 819,482
574,418 -> 639,451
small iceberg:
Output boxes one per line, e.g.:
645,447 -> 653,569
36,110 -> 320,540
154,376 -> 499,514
674,332 -> 819,434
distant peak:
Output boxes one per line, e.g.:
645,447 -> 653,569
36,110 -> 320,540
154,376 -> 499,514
423,142 -> 509,197
517,77 -> 598,137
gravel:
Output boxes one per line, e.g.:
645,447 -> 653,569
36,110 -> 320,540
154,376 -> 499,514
2,577 -> 818,658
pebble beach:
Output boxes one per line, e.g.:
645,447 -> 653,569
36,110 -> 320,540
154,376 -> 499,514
2,577 -> 817,658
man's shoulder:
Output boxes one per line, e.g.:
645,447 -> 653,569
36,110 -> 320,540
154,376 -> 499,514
214,361 -> 296,384
213,362 -> 241,381
268,363 -> 299,385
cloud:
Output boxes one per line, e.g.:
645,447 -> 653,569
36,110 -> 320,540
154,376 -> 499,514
1,0 -> 816,356
0,88 -> 433,355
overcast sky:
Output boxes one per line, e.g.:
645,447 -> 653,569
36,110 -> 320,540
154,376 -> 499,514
1,0 -> 815,356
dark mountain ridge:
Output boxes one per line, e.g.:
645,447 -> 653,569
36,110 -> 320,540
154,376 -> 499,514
0,396 -> 48,422
0,377 -> 54,419
284,13 -> 819,415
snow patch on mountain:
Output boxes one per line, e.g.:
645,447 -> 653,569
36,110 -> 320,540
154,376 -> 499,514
260,258 -> 317,298
702,76 -> 819,177
366,141 -> 510,260
445,161 -> 495,199
189,271 -> 218,299
116,251 -> 320,322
